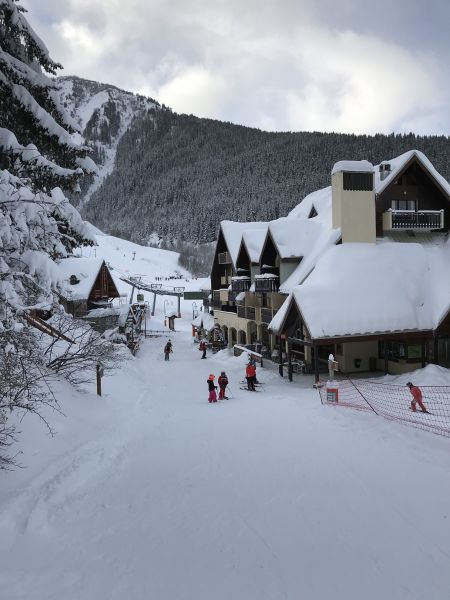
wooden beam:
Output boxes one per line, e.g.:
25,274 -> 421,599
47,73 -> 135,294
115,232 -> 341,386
310,330 -> 433,346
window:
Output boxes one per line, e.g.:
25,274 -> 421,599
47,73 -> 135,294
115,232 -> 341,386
391,199 -> 416,211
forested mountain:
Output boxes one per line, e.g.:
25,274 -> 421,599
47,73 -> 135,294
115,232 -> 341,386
56,76 -> 159,207
82,107 -> 450,244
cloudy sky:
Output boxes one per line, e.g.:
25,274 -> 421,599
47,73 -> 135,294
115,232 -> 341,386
24,0 -> 450,135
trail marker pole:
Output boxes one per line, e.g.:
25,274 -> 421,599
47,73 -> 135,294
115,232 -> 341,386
96,364 -> 104,396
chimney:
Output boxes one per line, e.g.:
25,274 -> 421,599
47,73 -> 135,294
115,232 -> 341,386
379,163 -> 391,181
331,160 -> 376,243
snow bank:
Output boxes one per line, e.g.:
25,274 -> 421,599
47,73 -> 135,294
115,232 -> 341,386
375,364 -> 450,386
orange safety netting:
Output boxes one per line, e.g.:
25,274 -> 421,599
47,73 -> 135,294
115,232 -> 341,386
319,379 -> 450,438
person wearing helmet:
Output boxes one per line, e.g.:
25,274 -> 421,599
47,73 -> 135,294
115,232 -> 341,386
207,374 -> 218,403
406,382 -> 429,413
218,371 -> 229,400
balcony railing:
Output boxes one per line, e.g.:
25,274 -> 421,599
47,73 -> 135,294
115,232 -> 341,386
383,209 -> 444,231
261,307 -> 274,324
255,275 -> 279,293
218,251 -> 232,265
237,306 -> 256,320
231,276 -> 251,293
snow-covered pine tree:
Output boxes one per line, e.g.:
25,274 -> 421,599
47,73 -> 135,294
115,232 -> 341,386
0,1 -> 98,468
0,0 -> 96,313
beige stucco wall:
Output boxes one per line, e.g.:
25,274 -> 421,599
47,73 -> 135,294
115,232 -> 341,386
250,265 -> 260,282
336,340 -> 424,374
336,341 -> 378,373
376,358 -> 423,375
331,171 -> 376,243
280,259 -> 300,284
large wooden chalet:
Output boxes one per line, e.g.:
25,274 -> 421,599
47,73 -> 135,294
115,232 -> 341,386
208,150 -> 450,378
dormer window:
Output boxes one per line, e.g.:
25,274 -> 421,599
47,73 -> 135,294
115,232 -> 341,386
308,206 -> 318,218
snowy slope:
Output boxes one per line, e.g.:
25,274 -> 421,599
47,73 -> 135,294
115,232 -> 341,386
1,318 -> 450,600
57,76 -> 159,208
74,230 -> 208,310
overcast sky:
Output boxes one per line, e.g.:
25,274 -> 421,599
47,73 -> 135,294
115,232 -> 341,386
24,0 -> 450,135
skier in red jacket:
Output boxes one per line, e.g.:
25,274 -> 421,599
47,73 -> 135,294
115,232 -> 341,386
246,362 -> 256,391
406,382 -> 429,413
218,371 -> 229,399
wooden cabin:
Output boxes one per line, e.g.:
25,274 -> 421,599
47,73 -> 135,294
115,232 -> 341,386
58,258 -> 120,318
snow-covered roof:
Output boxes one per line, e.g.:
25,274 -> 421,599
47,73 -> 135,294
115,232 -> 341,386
279,227 -> 341,292
374,150 -> 450,198
220,221 -> 267,268
241,227 -> 268,264
331,160 -> 374,175
287,186 -> 332,227
57,257 -> 104,300
272,241 -> 450,339
192,312 -> 215,332
268,217 -> 324,260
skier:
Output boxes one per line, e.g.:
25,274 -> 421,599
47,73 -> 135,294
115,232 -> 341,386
218,371 -> 229,399
207,374 -> 218,403
199,339 -> 207,359
406,382 -> 429,413
164,339 -> 173,361
246,361 -> 256,391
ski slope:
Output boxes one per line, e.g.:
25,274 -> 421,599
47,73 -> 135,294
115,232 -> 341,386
76,230 -> 209,312
1,311 -> 450,599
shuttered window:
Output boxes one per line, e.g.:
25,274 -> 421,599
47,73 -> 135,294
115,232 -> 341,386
343,172 -> 373,191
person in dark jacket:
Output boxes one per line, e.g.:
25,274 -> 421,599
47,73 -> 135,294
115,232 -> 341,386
218,371 -> 229,399
164,339 -> 173,361
207,374 -> 218,403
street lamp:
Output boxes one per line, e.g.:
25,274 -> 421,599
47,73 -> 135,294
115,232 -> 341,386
163,299 -> 169,326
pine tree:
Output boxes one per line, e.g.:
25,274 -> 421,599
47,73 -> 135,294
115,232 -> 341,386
0,1 -> 98,468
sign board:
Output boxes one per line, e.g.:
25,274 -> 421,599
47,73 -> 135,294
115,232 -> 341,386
184,291 -> 206,300
326,387 -> 339,403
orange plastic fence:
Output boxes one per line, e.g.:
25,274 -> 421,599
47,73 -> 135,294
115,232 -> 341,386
319,379 -> 450,438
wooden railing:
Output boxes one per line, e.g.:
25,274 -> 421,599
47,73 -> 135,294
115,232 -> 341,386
255,277 -> 279,293
383,209 -> 444,230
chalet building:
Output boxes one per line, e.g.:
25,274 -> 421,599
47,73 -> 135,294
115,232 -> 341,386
209,150 -> 450,377
57,258 -> 120,319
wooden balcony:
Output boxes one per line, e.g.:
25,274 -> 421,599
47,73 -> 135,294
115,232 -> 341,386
237,306 -> 256,320
261,307 -> 275,324
383,209 -> 444,231
231,276 -> 251,293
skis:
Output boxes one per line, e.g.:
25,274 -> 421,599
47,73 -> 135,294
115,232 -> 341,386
239,387 -> 261,392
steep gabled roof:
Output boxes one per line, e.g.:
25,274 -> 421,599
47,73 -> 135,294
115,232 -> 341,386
220,221 -> 267,268
268,217 -> 324,260
57,257 -> 110,300
375,150 -> 450,199
241,227 -> 268,264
